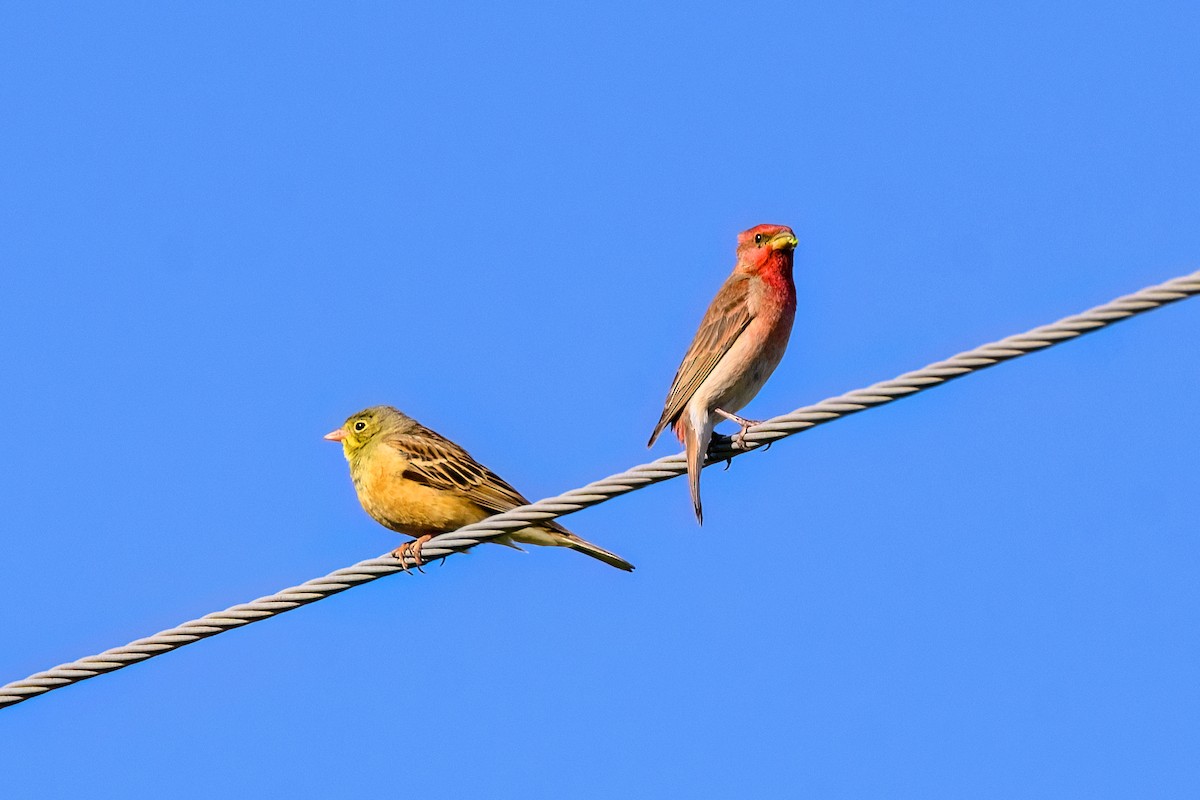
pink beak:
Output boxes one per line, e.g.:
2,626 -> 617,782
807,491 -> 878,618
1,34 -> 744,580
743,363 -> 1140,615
323,428 -> 347,442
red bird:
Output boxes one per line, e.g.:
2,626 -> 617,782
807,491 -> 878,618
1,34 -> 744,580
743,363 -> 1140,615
648,223 -> 798,523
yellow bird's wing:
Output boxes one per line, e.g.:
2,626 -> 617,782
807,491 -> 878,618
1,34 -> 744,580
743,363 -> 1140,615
383,425 -> 564,527
383,422 -> 632,571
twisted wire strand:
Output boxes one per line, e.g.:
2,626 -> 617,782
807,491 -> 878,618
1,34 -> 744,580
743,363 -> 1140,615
2,270 -> 1196,711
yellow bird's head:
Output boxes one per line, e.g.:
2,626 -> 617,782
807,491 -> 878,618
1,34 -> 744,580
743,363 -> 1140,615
323,405 -> 411,460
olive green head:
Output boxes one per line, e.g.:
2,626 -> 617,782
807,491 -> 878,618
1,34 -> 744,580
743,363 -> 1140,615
323,405 -> 414,460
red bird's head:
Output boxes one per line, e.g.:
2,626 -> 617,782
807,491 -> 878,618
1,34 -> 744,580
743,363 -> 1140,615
735,223 -> 798,277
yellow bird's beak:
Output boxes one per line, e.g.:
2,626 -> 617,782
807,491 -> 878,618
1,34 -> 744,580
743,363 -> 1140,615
769,231 -> 799,251
323,428 -> 347,442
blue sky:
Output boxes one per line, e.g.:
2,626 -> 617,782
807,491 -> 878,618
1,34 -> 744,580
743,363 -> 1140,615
2,2 -> 1198,797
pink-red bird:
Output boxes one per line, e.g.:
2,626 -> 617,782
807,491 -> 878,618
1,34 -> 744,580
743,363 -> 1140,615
648,223 -> 798,523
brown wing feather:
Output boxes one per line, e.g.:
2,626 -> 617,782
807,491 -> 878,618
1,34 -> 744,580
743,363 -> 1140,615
648,273 -> 753,446
384,425 -> 571,533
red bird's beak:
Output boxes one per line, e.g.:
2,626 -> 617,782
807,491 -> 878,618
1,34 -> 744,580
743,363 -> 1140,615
323,428 -> 348,442
769,231 -> 799,251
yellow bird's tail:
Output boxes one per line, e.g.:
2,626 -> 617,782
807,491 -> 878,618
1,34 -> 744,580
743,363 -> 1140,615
509,525 -> 635,572
564,535 -> 635,571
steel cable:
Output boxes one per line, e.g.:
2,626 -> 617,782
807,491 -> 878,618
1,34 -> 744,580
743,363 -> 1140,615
1,269 -> 1196,711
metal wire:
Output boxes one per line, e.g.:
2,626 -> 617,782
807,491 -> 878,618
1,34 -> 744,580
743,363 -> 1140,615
2,270 -> 1196,711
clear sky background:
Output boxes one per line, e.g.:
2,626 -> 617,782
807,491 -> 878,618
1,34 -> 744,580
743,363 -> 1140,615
2,3 -> 1198,798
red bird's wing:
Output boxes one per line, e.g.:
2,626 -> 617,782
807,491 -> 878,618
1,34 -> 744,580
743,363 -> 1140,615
648,273 -> 753,446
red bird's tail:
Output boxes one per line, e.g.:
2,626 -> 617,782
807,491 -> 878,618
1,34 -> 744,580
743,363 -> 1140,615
677,410 -> 713,524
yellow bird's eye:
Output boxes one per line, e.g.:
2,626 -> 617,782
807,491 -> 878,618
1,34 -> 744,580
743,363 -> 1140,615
754,233 -> 763,245
353,420 -> 367,432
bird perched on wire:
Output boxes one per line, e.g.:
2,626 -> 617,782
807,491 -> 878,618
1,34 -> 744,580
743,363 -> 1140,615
648,223 -> 798,523
325,405 -> 634,571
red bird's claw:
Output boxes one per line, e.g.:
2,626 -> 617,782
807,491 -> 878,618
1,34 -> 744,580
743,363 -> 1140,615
707,432 -> 733,460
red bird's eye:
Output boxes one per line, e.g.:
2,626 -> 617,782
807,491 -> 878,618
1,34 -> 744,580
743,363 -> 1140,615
754,233 -> 763,244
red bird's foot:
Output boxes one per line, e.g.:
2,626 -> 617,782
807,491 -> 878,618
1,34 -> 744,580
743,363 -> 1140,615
715,408 -> 763,449
707,432 -> 735,469
392,534 -> 434,574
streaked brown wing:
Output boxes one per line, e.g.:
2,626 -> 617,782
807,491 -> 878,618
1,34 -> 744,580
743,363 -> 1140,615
384,425 -> 569,531
648,273 -> 753,445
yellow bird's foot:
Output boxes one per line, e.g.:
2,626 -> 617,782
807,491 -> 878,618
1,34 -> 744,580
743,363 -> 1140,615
392,534 -> 434,574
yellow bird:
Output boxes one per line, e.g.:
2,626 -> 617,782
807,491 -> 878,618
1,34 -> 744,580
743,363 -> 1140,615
325,405 -> 633,571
